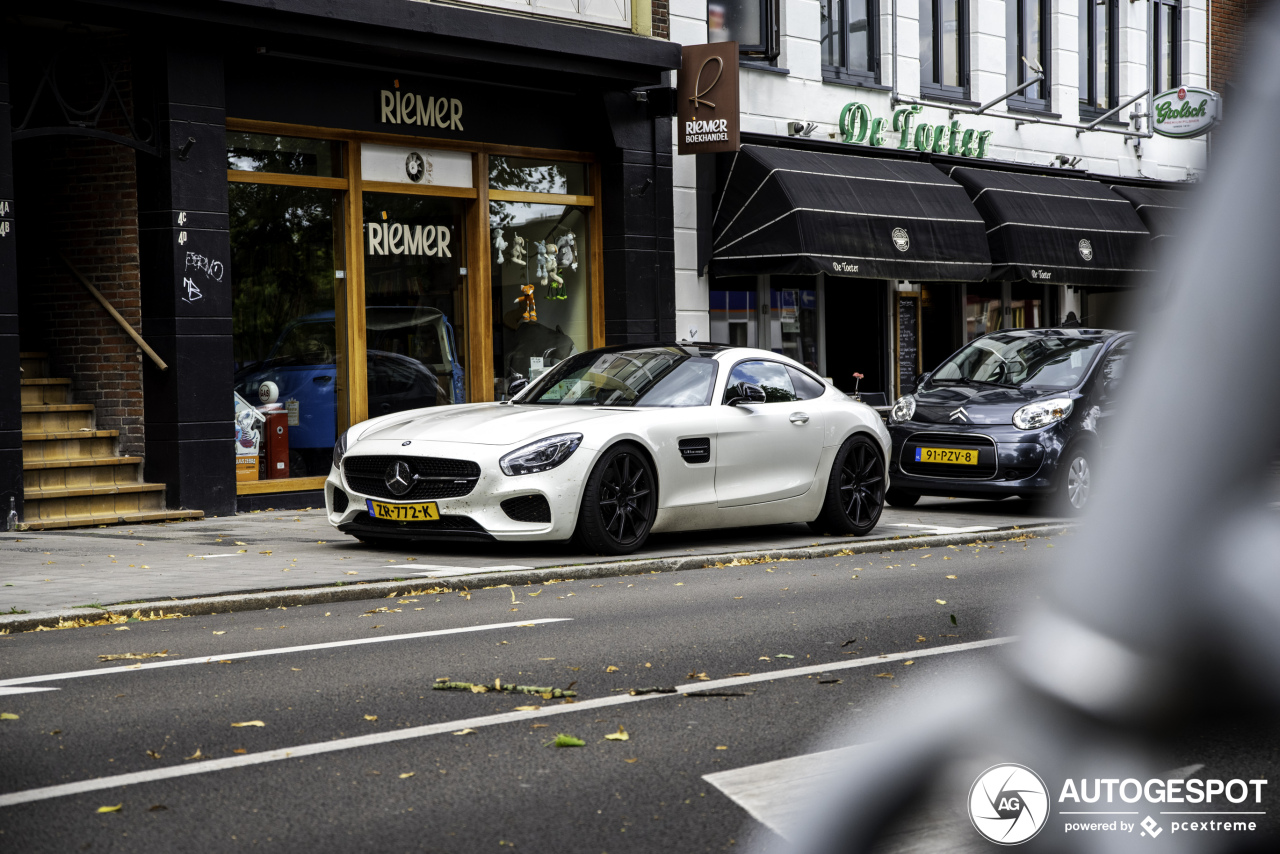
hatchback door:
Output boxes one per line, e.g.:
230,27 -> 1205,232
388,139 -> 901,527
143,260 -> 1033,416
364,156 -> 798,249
714,360 -> 826,507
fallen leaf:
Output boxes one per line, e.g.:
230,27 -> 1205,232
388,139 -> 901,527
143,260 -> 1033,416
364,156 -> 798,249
531,723 -> 549,729
674,582 -> 684,586
950,614 -> 958,626
231,720 -> 265,728
513,705 -> 540,711
233,748 -> 247,754
469,685 -> 489,694
546,733 -> 585,748
875,672 -> 894,678
212,631 -> 225,635
345,571 -> 359,575
818,679 -> 842,684
364,715 -> 378,722
775,654 -> 795,659
758,656 -> 770,661
399,772 -> 415,779
99,650 -> 171,661
904,660 -> 915,665
149,804 -> 167,811
730,672 -> 750,677
604,726 -> 630,741
291,668 -> 301,672
453,728 -> 477,735
605,665 -> 620,673
687,671 -> 710,681
715,745 -> 728,750
114,627 -> 130,631
1,712 -> 19,720
97,804 -> 123,813
624,758 -> 638,763
184,748 -> 204,760
936,599 -> 947,605
946,575 -> 957,579
234,541 -> 246,546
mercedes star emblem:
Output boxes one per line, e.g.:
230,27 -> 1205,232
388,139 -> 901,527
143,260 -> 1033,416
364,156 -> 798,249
402,440 -> 412,446
384,460 -> 414,496
949,407 -> 971,422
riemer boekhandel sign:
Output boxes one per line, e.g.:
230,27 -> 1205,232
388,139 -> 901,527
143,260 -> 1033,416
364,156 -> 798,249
968,763 -> 1269,845
677,43 -> 740,155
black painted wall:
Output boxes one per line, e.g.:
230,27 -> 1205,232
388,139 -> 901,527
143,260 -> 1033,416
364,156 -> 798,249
135,48 -> 236,517
0,50 -> 20,527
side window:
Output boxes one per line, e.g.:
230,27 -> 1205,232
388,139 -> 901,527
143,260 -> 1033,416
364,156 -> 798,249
788,367 -> 827,401
1100,341 -> 1130,397
724,360 -> 797,403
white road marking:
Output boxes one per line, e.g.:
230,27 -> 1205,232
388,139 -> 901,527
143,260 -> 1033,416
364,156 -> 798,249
0,618 -> 571,689
0,636 -> 1013,808
703,745 -> 867,840
0,687 -> 59,696
892,524 -> 999,536
406,564 -> 534,577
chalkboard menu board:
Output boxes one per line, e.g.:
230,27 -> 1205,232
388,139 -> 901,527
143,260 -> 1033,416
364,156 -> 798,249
896,293 -> 921,397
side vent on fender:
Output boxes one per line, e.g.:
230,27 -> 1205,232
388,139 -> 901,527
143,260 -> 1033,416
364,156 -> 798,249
678,438 -> 711,464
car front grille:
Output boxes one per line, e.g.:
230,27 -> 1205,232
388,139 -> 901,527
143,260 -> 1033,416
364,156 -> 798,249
898,432 -> 998,480
343,455 -> 481,500
339,513 -> 491,541
501,494 -> 551,523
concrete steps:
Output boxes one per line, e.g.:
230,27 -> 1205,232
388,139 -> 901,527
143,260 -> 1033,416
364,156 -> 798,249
17,352 -> 203,531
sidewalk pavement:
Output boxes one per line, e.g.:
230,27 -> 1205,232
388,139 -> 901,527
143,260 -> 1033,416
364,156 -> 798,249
0,497 -> 1067,631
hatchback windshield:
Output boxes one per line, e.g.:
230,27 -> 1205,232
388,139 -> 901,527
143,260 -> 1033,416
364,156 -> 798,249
930,334 -> 1106,391
520,346 -> 718,406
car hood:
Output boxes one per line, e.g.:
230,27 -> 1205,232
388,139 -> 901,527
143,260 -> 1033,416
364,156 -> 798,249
353,403 -> 631,446
912,384 -> 1064,425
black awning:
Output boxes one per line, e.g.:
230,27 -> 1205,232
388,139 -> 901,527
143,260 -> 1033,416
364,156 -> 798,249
1108,184 -> 1189,241
711,145 -> 991,281
946,166 -> 1151,287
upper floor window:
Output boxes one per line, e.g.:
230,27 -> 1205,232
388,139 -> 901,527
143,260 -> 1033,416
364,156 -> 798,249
1007,0 -> 1050,111
1153,0 -> 1181,93
709,0 -> 781,62
1079,0 -> 1118,116
821,0 -> 880,84
920,0 -> 968,99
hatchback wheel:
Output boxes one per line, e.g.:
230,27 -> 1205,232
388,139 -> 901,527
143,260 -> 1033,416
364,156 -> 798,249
1057,449 -> 1092,515
575,444 -> 656,555
809,435 -> 885,536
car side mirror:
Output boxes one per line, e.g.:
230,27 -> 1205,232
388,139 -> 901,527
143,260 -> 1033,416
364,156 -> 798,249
914,372 -> 931,389
727,381 -> 766,406
507,378 -> 529,399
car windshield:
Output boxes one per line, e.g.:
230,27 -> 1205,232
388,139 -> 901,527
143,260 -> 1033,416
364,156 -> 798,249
520,347 -> 718,407
930,334 -> 1107,391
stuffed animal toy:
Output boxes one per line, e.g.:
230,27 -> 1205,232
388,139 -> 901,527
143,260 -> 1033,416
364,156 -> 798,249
511,234 -> 527,267
557,232 -> 578,272
492,227 -> 508,265
534,241 -> 548,286
515,283 -> 536,322
545,240 -> 565,299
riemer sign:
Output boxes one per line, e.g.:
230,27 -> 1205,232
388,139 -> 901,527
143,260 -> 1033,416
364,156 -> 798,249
1152,86 -> 1220,139
839,102 -> 994,158
677,43 -> 740,155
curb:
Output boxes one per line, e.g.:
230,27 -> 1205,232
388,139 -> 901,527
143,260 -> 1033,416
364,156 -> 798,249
0,523 -> 1071,633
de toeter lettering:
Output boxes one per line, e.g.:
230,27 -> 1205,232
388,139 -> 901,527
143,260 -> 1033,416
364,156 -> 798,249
839,103 -> 994,158
380,88 -> 463,131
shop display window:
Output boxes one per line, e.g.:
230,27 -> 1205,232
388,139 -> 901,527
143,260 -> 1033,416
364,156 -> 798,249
362,193 -> 469,409
227,132 -> 342,177
230,184 -> 344,481
709,290 -> 758,348
489,157 -> 587,195
490,201 -> 591,398
1010,283 -> 1044,329
965,284 -> 1003,340
771,286 -> 820,372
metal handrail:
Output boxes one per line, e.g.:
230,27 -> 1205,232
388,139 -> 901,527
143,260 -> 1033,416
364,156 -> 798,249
60,255 -> 168,371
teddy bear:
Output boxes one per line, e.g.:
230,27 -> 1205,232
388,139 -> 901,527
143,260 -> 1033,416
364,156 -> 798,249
534,241 -> 549,286
515,283 -> 536,322
492,227 -> 508,265
511,234 -> 527,267
557,232 -> 578,272
544,240 -> 565,299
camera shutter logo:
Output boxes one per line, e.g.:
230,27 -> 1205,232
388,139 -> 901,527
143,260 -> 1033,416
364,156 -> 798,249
1078,238 -> 1094,261
892,227 -> 910,252
968,763 -> 1050,845
405,151 -> 425,183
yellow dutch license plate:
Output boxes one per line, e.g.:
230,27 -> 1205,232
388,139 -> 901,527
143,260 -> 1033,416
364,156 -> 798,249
915,447 -> 979,465
366,499 -> 440,521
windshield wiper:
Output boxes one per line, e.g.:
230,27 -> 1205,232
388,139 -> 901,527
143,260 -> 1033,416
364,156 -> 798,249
930,376 -> 1017,389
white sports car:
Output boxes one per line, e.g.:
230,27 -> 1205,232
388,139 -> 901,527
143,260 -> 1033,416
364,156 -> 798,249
325,344 -> 891,555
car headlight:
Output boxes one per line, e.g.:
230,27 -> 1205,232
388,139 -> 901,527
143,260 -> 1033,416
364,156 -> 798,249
890,395 -> 916,423
500,433 -> 583,476
1013,398 -> 1074,430
333,430 -> 349,469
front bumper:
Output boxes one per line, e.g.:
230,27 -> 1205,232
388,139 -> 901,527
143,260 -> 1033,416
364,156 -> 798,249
887,422 -> 1066,498
325,439 -> 594,542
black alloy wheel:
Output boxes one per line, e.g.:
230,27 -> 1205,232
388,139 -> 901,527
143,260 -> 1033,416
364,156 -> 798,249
576,444 -> 656,555
810,435 -> 885,537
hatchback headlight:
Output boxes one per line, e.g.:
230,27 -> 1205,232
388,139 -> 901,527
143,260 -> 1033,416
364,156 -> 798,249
890,395 -> 916,423
333,430 -> 349,469
500,433 -> 583,476
1013,398 -> 1074,430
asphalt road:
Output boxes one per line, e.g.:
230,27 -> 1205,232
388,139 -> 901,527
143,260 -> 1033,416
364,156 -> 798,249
0,532 -> 1273,852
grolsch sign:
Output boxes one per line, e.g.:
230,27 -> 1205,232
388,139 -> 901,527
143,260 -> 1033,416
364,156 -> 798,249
1152,86 -> 1221,139
677,43 -> 740,155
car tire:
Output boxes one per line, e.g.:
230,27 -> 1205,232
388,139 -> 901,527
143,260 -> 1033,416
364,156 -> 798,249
1053,445 -> 1093,516
885,488 -> 920,508
809,434 -> 886,537
574,443 -> 657,556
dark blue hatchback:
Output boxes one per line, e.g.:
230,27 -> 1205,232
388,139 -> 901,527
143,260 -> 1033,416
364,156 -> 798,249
887,328 -> 1132,513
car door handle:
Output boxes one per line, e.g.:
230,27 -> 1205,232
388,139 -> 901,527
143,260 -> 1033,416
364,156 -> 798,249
789,412 -> 810,424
